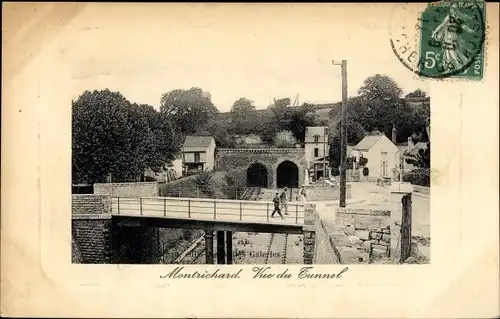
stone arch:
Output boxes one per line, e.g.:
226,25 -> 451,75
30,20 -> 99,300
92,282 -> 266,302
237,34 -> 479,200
247,161 -> 269,188
276,160 -> 300,188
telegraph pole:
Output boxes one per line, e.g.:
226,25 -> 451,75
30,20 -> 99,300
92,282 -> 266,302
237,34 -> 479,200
332,60 -> 348,207
323,127 -> 327,179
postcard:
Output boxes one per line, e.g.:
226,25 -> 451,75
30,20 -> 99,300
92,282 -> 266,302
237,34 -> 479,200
1,2 -> 498,318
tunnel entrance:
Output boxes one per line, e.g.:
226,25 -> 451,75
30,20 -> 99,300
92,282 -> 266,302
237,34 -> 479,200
247,163 -> 268,188
277,161 -> 299,188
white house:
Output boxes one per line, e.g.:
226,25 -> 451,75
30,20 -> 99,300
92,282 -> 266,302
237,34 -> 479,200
304,126 -> 330,180
350,131 -> 400,179
182,136 -> 216,174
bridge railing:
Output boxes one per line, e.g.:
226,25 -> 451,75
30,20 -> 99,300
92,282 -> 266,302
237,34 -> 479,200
111,196 -> 305,225
161,185 -> 261,200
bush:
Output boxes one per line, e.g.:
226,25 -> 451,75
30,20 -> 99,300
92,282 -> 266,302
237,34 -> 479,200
195,170 -> 214,186
274,130 -> 297,148
362,167 -> 369,176
223,169 -> 247,199
331,167 -> 340,176
359,157 -> 368,167
224,169 -> 247,188
403,168 -> 430,187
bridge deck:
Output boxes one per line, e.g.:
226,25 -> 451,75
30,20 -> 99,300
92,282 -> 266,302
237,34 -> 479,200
111,197 -> 305,226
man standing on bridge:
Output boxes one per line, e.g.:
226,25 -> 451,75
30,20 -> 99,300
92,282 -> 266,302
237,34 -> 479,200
280,187 -> 289,215
271,193 -> 284,219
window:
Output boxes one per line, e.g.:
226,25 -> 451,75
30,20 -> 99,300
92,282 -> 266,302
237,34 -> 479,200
313,134 -> 320,143
194,152 -> 200,162
381,152 -> 387,161
314,148 -> 319,157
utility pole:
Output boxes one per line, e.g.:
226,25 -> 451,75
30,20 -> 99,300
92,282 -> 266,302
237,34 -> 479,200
323,127 -> 327,179
333,60 -> 348,207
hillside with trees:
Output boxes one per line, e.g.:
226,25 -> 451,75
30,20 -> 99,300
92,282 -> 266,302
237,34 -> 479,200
72,74 -> 429,184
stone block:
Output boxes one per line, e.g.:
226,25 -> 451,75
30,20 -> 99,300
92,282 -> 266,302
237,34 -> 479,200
348,236 -> 361,245
370,239 -> 379,245
382,228 -> 391,234
381,234 -> 391,243
371,248 -> 387,258
356,230 -> 370,241
331,231 -> 353,248
372,244 -> 388,251
372,232 -> 382,240
371,210 -> 391,216
362,240 -> 372,253
378,241 -> 390,247
304,238 -> 315,245
339,247 -> 369,264
354,221 -> 367,230
344,225 -> 356,236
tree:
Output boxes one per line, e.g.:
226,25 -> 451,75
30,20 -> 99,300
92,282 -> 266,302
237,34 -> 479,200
160,87 -> 219,136
270,97 -> 291,109
230,98 -> 256,118
262,99 -> 317,144
72,89 -> 153,183
406,145 -> 430,169
257,112 -> 280,145
288,104 -> 317,143
274,130 -> 297,148
347,74 -> 430,143
358,74 -> 403,100
195,118 -> 236,148
133,103 -> 180,172
405,89 -> 428,99
230,98 -> 257,135
327,115 -> 366,170
328,135 -> 341,168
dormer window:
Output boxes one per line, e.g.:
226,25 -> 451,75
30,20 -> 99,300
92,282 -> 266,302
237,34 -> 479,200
313,134 -> 320,143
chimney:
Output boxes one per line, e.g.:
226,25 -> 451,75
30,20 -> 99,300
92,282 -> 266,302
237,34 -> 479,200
407,137 -> 414,152
392,125 -> 397,143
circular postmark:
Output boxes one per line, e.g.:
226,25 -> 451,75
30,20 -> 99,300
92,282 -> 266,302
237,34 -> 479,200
389,1 -> 486,79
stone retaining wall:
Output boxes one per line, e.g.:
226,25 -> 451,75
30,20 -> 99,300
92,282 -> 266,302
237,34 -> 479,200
313,209 -> 340,264
94,182 -> 159,197
304,185 -> 352,201
328,208 -> 395,264
72,218 -> 114,263
72,194 -> 111,215
302,205 -> 316,264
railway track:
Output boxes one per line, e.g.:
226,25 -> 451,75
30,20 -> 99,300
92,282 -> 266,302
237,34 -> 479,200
169,187 -> 308,265
172,187 -> 261,264
264,233 -> 290,264
171,234 -> 206,264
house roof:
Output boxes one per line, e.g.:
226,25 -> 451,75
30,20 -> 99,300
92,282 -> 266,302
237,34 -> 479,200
183,136 -> 214,149
353,134 -> 384,151
396,143 -> 408,152
305,126 -> 328,137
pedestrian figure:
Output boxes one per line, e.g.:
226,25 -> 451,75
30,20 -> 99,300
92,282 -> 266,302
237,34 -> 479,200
280,187 -> 289,215
297,185 -> 307,202
271,193 -> 284,219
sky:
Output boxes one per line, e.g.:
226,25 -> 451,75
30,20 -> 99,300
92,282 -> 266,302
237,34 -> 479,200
65,4 -> 430,112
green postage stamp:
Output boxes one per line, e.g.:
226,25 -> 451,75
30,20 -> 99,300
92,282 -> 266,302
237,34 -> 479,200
390,0 -> 486,80
419,0 -> 485,79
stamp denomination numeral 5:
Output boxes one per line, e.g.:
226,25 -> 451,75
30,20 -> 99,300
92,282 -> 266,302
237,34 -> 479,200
424,51 -> 440,69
